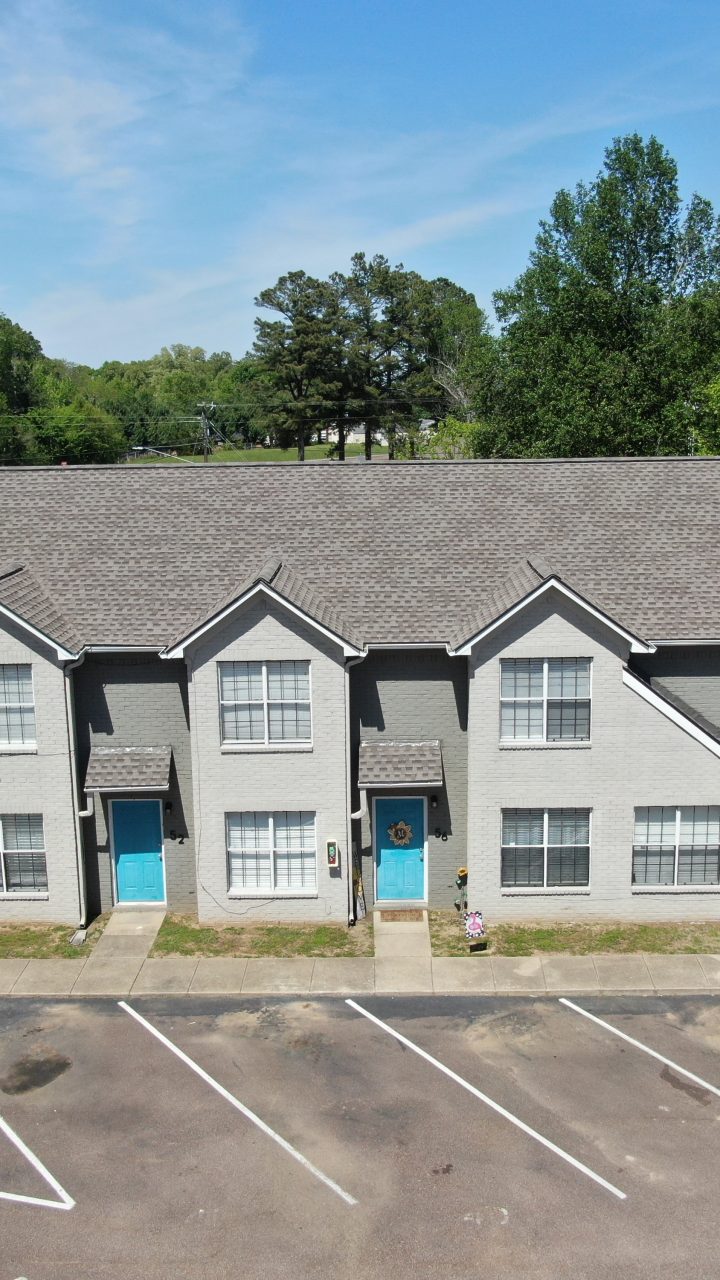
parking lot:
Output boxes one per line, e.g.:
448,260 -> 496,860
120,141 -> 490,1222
2,993 -> 720,1279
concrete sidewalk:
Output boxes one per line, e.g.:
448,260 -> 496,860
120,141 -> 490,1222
2,949 -> 720,997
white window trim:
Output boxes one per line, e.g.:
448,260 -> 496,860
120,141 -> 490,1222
218,660 -> 313,749
226,811 -> 318,896
0,813 -> 47,895
632,805 -> 720,888
500,658 -> 592,744
0,893 -> 49,900
0,664 -> 37,749
372,795 -> 429,905
500,807 -> 592,890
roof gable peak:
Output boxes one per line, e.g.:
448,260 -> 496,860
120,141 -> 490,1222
162,556 -> 363,658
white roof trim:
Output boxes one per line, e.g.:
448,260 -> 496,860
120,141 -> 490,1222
161,581 -> 363,659
0,601 -> 78,661
622,668 -> 720,759
86,784 -> 170,793
450,578 -> 656,656
648,639 -> 720,647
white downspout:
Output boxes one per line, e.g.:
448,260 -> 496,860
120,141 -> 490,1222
63,651 -> 88,927
78,792 -> 94,819
351,790 -> 367,821
345,652 -> 366,924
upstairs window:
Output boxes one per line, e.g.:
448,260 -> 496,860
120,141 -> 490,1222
633,807 -> 720,886
502,808 -> 591,887
0,664 -> 36,746
0,814 -> 47,893
218,661 -> 311,745
500,658 -> 591,742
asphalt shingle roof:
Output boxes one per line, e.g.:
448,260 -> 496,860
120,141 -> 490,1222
358,740 -> 444,787
0,457 -> 718,649
0,560 -> 81,653
84,744 -> 172,791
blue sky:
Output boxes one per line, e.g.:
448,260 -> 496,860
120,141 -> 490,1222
1,0 -> 719,365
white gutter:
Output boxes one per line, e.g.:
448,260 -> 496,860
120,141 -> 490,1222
648,639 -> 720,647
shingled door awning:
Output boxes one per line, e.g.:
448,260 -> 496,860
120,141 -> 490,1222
84,745 -> 172,792
358,740 -> 443,788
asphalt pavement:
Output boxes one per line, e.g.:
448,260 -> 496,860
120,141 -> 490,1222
1,994 -> 720,1279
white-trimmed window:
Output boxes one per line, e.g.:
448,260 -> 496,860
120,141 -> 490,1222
218,661 -> 311,745
0,664 -> 36,746
0,814 -> 47,893
633,807 -> 720,886
502,808 -> 591,887
227,811 -> 317,892
500,658 -> 591,742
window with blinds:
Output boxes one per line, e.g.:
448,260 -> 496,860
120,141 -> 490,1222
633,807 -> 720,886
500,658 -> 591,742
218,661 -> 311,745
226,811 -> 317,893
0,665 -> 36,746
502,808 -> 591,887
0,814 -> 47,892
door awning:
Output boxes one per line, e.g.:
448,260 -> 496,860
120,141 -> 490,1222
357,740 -> 443,788
84,745 -> 172,793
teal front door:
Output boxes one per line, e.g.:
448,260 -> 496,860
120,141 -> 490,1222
112,800 -> 165,903
375,797 -> 425,900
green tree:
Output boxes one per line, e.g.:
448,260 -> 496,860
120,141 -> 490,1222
253,272 -> 346,460
492,134 -> 720,456
0,314 -> 42,414
338,254 -> 445,459
25,401 -> 125,464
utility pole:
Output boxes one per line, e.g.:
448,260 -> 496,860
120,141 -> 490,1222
197,402 -> 218,463
199,406 -> 210,463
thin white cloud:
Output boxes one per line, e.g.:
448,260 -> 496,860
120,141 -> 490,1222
2,0 -> 719,362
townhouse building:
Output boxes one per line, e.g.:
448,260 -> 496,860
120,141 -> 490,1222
1,457 -> 719,927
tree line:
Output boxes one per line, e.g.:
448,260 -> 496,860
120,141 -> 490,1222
2,133 -> 720,465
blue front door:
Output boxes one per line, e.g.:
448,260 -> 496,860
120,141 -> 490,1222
112,800 -> 165,903
375,797 -> 425,900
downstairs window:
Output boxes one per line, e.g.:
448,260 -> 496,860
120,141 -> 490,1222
227,811 -> 317,893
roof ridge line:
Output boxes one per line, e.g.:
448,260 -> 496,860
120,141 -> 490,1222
0,559 -> 24,582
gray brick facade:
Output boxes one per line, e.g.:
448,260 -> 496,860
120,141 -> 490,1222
633,647 -> 720,730
3,461 -> 720,928
0,618 -> 82,923
350,650 -> 468,909
186,597 -> 351,924
467,590 -> 720,922
72,654 -> 195,915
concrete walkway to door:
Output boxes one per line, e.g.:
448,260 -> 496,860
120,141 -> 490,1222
373,909 -> 432,993
69,909 -> 166,996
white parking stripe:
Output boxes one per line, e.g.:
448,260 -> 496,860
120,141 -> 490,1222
0,1113 -> 75,1212
118,1001 -> 357,1207
560,997 -> 720,1099
346,999 -> 626,1201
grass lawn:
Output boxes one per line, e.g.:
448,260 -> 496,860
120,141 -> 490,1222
0,914 -> 108,959
151,913 -> 374,958
126,443 -> 388,464
429,910 -> 720,958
